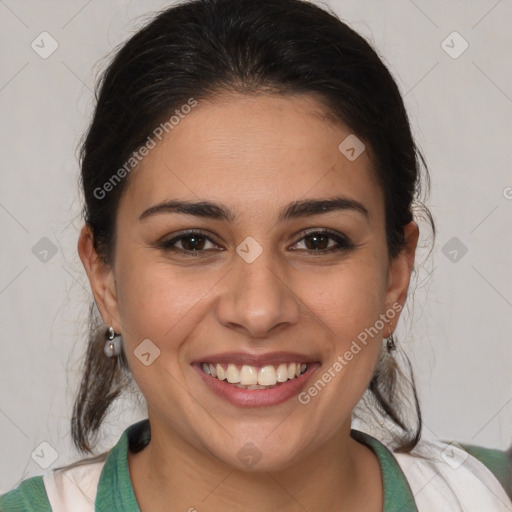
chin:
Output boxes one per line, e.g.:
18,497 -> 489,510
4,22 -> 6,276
205,434 -> 305,473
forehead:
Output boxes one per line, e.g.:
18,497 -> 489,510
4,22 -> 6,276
119,92 -> 383,225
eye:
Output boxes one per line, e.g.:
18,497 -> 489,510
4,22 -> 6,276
159,230 -> 222,256
158,228 -> 355,257
290,229 -> 355,254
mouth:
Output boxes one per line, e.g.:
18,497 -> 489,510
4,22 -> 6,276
191,353 -> 320,407
200,362 -> 309,389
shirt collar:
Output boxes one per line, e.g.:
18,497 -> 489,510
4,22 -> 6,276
350,429 -> 418,511
95,419 -> 418,512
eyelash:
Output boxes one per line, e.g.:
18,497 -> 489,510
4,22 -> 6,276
158,228 -> 355,257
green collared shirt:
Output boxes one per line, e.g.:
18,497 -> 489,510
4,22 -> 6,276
1,419 -> 511,511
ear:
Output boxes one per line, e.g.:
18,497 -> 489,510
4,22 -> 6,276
383,221 -> 419,336
77,225 -> 122,333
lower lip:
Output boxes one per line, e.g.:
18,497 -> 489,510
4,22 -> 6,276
192,363 -> 320,407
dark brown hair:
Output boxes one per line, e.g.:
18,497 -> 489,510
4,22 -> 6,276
72,0 -> 435,455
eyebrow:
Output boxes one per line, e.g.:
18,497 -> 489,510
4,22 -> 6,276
139,196 -> 370,223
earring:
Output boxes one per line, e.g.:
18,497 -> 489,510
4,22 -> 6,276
386,333 -> 397,352
104,326 -> 122,358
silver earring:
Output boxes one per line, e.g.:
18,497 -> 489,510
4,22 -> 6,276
104,326 -> 122,358
386,333 -> 397,352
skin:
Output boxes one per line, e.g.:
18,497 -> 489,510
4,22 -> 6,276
79,92 -> 419,511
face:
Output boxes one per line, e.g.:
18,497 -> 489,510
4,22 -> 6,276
80,92 -> 418,471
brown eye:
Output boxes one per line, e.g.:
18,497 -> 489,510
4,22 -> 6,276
303,233 -> 332,250
291,229 -> 355,254
178,234 -> 207,251
159,230 -> 221,256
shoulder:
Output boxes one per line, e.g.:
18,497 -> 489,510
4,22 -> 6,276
0,458 -> 106,512
393,437 -> 512,510
458,441 -> 512,500
45,459 -> 106,511
0,475 -> 52,512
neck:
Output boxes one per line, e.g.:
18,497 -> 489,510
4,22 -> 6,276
128,419 -> 383,512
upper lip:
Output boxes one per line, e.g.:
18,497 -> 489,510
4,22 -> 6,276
191,351 -> 319,366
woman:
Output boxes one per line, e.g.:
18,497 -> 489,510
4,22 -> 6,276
1,0 -> 511,510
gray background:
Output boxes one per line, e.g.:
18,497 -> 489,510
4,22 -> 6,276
0,0 -> 511,491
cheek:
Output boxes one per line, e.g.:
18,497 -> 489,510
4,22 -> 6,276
114,259 -> 215,403
299,257 -> 387,392
304,260 -> 388,334
115,256 -> 221,346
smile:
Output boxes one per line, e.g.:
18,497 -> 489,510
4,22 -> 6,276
201,362 -> 308,389
193,359 -> 320,407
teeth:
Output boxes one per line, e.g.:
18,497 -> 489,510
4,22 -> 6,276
234,383 -> 270,390
258,365 -> 277,386
226,364 -> 240,383
216,364 -> 226,380
276,363 -> 288,382
202,362 -> 308,387
239,365 -> 258,385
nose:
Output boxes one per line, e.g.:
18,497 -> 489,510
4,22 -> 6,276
216,247 -> 302,339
